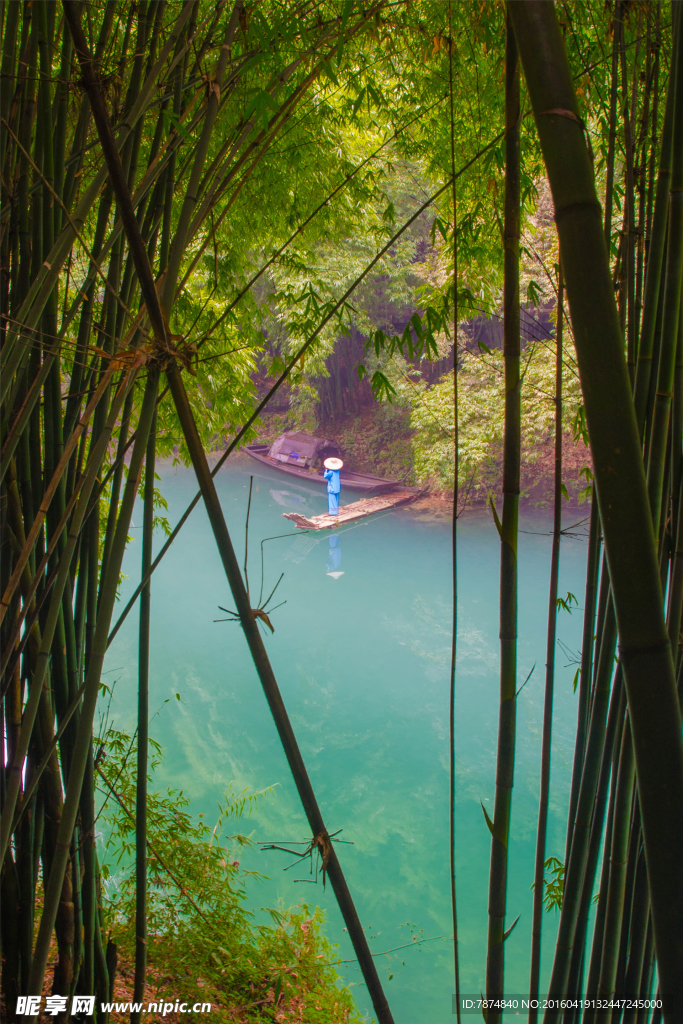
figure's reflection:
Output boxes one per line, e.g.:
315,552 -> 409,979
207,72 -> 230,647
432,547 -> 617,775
326,535 -> 344,578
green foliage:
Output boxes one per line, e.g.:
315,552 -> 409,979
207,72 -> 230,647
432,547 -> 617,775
407,337 -> 583,497
138,470 -> 172,538
530,857 -> 565,914
98,729 -> 361,1022
556,592 -> 579,615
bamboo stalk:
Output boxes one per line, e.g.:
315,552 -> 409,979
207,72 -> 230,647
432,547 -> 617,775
507,2 -> 683,1013
590,717 -> 635,1019
619,3 -> 638,383
447,6 -> 461,1017
564,665 -> 624,1024
603,3 -> 621,252
0,367 -> 138,864
529,263 -> 563,1019
634,1 -> 679,435
557,581 -> 618,1010
646,5 -> 683,536
25,368 -> 159,1008
132,406 -> 157,1021
0,364 -> 117,623
0,1 -> 195,399
486,15 -> 520,1018
564,495 -> 600,866
620,846 -> 649,1024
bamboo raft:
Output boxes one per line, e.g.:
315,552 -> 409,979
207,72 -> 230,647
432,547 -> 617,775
282,491 -> 421,530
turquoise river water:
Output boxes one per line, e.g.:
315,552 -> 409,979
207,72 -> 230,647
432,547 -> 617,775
105,454 -> 589,1023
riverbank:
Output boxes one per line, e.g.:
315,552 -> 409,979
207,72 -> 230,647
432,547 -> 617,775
251,403 -> 592,511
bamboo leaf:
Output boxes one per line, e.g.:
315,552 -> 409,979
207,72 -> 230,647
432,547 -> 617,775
337,0 -> 353,65
352,87 -> 367,117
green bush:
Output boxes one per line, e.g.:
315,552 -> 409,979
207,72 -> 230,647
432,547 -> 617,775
98,730 -> 363,1023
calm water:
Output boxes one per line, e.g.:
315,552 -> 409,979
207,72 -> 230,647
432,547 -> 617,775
105,454 -> 589,1023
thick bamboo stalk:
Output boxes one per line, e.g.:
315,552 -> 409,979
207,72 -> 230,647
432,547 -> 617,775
529,264 -> 563,1020
448,6 -> 461,1018
507,2 -> 683,1014
486,16 -> 519,1017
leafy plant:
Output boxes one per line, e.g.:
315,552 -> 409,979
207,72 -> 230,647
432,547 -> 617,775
98,729 -> 361,1022
530,857 -> 565,915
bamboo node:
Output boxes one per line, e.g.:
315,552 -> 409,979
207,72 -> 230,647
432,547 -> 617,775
202,75 -> 221,104
150,335 -> 198,375
540,108 -> 594,161
540,107 -> 582,124
313,831 -> 332,887
91,345 -> 151,371
618,638 -> 671,661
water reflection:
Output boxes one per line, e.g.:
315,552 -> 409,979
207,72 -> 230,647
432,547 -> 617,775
270,488 -> 306,507
326,534 -> 344,578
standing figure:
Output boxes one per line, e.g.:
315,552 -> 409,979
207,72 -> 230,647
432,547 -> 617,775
323,456 -> 343,518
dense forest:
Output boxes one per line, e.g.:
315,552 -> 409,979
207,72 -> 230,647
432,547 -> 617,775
1,1 -> 682,1022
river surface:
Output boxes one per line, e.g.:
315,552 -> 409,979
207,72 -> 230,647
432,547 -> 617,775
105,454 -> 589,1023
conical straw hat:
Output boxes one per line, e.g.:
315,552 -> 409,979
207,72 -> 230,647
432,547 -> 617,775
324,457 -> 343,470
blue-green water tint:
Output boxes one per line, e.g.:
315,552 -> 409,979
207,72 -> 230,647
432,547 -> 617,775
105,454 -> 589,1023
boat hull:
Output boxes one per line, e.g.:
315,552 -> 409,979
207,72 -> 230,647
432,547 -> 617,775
244,444 -> 410,494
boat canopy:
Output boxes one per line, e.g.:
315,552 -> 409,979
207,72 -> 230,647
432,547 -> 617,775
268,432 -> 342,469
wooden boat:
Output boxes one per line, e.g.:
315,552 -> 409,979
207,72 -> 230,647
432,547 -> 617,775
245,431 -> 415,495
282,490 -> 422,530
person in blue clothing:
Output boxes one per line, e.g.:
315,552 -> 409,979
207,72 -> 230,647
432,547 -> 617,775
323,456 -> 343,518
